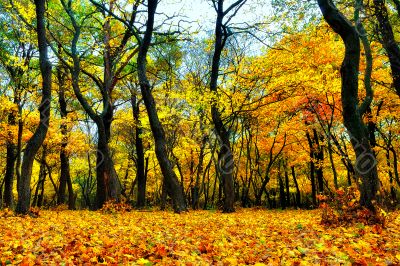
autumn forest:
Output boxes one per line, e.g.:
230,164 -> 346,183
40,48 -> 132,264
0,0 -> 400,264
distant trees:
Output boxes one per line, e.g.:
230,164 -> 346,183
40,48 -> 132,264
0,0 -> 399,214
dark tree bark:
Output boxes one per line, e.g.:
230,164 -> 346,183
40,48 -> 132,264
317,0 -> 380,210
137,0 -> 186,213
56,65 -> 74,209
386,148 -> 397,202
373,0 -> 400,97
306,131 -> 317,206
15,104 -> 23,192
4,111 -> 17,208
37,151 -> 47,208
327,137 -> 338,189
130,93 -> 146,208
208,0 -> 247,213
291,166 -> 301,208
278,166 -> 286,209
58,0 -> 122,209
313,129 -> 324,193
16,0 -> 52,214
33,151 -> 46,207
284,165 -> 290,207
192,133 -> 206,209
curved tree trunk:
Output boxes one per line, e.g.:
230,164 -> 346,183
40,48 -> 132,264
317,0 -> 380,210
373,0 -> 400,97
62,3 -> 121,209
16,0 -> 51,214
209,0 -> 238,213
137,0 -> 186,213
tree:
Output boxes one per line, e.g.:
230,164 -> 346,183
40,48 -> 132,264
0,18 -> 33,208
136,0 -> 187,213
129,85 -> 146,208
16,0 -> 52,214
50,0 -> 135,208
317,0 -> 380,210
373,0 -> 400,97
56,63 -> 75,209
209,0 -> 249,213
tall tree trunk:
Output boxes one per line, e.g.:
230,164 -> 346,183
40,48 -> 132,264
386,148 -> 397,202
313,129 -> 324,193
389,147 -> 400,186
56,65 -> 73,209
327,136 -> 338,189
284,165 -> 290,207
66,170 -> 75,209
318,0 -> 380,210
15,104 -> 23,191
33,149 -> 46,207
33,165 -> 43,207
137,0 -> 186,213
278,166 -> 286,209
95,123 -> 121,208
131,93 -> 146,208
306,131 -> 317,206
16,0 -> 52,214
192,138 -> 205,209
37,164 -> 46,208
209,0 -> 237,213
373,0 -> 400,97
4,111 -> 17,208
291,166 -> 301,208
59,0 -> 122,210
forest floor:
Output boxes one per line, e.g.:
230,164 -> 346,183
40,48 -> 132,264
0,208 -> 399,265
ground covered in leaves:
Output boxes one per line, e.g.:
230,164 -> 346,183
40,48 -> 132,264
1,208 -> 400,265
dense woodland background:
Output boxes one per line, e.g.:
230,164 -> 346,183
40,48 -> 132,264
0,0 -> 399,214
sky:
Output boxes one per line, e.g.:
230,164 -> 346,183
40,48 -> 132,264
156,0 -> 273,34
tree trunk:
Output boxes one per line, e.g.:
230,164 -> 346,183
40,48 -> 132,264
56,65 -> 73,209
373,0 -> 400,97
317,0 -> 380,210
291,166 -> 301,208
313,129 -> 324,193
4,112 -> 17,208
306,131 -> 317,206
95,124 -> 121,208
192,125 -> 206,210
209,0 -> 237,213
389,147 -> 400,186
284,165 -> 290,207
16,0 -> 52,214
327,137 -> 338,189
66,170 -> 75,209
15,104 -> 23,191
278,168 -> 286,209
33,149 -> 46,207
137,0 -> 186,213
131,93 -> 146,208
386,148 -> 397,203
